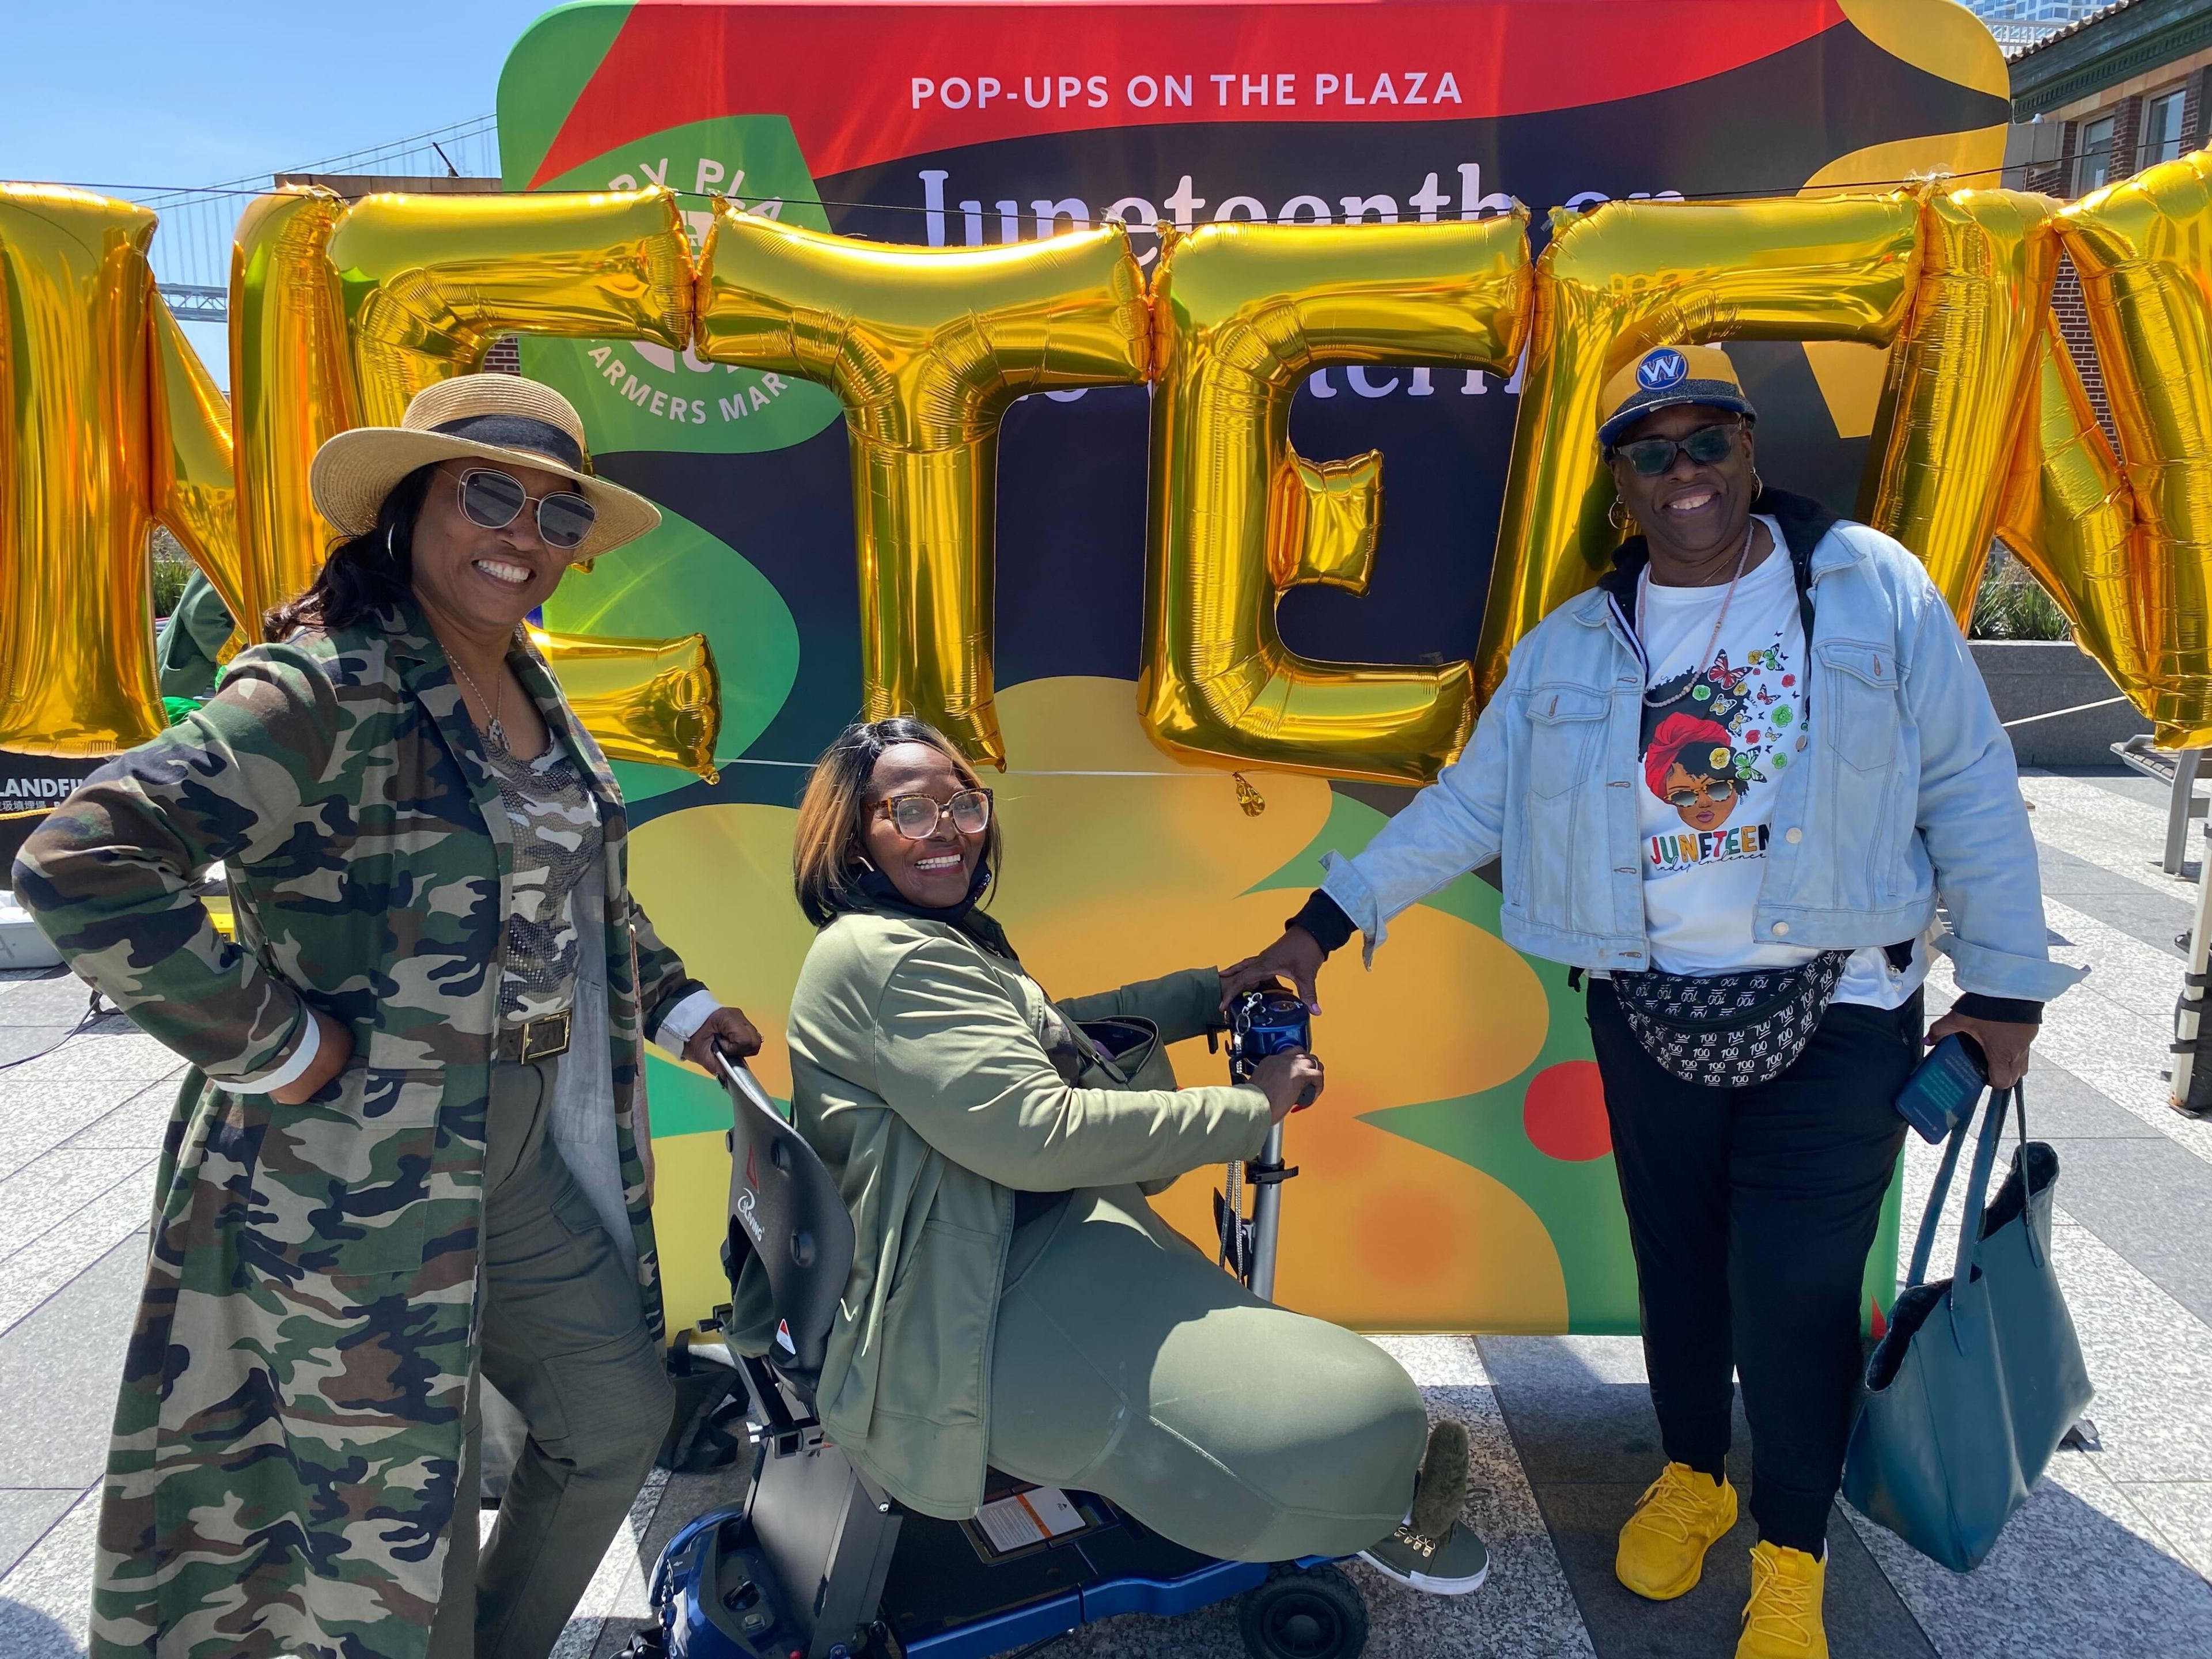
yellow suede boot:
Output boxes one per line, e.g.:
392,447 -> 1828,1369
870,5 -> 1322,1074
1615,1461 -> 1738,1600
1736,1540 -> 1828,1658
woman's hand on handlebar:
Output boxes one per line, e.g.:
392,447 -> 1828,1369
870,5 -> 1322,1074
272,1007 -> 353,1106
1251,1048 -> 1324,1123
1222,926 -> 1327,1015
683,1004 -> 764,1071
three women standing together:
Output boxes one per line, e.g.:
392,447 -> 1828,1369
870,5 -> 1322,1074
17,340 -> 2073,1659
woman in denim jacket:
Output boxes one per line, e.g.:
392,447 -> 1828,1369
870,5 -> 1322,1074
1237,345 -> 2082,1659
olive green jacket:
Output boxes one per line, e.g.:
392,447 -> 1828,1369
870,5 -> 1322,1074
740,909 -> 1272,1520
11,598 -> 701,1659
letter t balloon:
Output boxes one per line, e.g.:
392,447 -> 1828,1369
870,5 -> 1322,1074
692,205 -> 1152,768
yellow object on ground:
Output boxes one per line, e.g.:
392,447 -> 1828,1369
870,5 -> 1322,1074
1737,1540 -> 1829,1659
1615,1461 -> 1739,1601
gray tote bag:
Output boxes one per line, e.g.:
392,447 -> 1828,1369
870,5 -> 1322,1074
1843,1082 -> 2093,1572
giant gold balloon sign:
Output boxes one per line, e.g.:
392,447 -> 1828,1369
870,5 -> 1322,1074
528,627 -> 722,783
0,186 -> 243,755
9,151 -> 2212,774
1859,188 -> 2058,615
1142,213 -> 1530,785
0,184 -> 721,776
2051,150 -> 2212,748
694,205 -> 1151,769
1475,193 -> 1922,703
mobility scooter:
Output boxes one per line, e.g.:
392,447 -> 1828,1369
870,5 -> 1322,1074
646,987 -> 1367,1659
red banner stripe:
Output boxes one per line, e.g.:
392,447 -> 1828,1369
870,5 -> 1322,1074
530,1 -> 1848,188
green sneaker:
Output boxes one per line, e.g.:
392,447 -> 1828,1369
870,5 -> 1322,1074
1359,1517 -> 1491,1596
1358,1420 -> 1491,1596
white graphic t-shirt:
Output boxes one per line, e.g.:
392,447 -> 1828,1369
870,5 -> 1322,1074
1634,516 -> 1923,1007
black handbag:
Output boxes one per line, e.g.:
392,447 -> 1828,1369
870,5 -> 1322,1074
1611,950 -> 1851,1087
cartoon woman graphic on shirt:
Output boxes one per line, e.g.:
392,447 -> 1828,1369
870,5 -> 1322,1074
1644,712 -> 1744,832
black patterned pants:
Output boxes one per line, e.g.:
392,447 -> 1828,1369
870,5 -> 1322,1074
1586,979 -> 1922,1554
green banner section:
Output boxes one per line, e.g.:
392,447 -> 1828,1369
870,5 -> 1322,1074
509,113 -> 842,456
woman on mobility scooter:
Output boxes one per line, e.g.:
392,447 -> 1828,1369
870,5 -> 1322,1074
722,715 -> 1489,1597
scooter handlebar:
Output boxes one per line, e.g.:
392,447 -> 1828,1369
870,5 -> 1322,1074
714,1047 -> 783,1122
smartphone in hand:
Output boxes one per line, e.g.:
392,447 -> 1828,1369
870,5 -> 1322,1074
1895,1032 -> 1988,1143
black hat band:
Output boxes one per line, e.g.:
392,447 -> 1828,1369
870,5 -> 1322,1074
430,413 -> 589,473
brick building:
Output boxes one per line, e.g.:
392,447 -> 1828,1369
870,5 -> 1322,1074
2002,0 -> 2212,430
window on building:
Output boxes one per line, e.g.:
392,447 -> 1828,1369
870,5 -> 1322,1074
2076,113 -> 2116,194
2142,89 -> 2187,168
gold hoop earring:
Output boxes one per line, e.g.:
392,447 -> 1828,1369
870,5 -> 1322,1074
1750,469 -> 1764,499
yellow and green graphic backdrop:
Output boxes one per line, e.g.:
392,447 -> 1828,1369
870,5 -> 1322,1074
499,0 -> 2013,1337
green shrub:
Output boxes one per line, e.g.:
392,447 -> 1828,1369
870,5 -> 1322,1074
149,526 -> 194,620
1971,547 -> 2073,641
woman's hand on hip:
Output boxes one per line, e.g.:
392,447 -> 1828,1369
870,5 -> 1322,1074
1926,1007 -> 2036,1090
271,1008 -> 353,1106
682,1004 -> 764,1071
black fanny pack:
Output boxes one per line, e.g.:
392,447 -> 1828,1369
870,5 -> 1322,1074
1611,951 -> 1853,1088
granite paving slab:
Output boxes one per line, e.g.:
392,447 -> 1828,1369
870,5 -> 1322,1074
1845,1450 -> 2212,1659
0,1486 -> 96,1657
0,1150 -> 158,1264
0,1181 -> 151,1340
0,1080 -> 154,1183
2117,1481 -> 2212,1582
0,1236 -> 143,1490
0,1494 -> 75,1586
56,1083 -> 176,1154
2039,1135 -> 2212,1325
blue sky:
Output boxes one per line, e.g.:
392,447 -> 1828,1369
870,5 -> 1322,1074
3,2 -> 553,190
5,0 -> 560,377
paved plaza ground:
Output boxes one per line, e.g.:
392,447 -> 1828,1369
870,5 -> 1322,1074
3,765 -> 2211,1658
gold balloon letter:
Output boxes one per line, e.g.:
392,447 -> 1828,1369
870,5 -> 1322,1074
0,187 -> 164,754
1476,194 -> 1921,700
1995,313 -> 2148,711
230,187 -> 357,639
1861,187 -> 2058,617
1140,215 -> 1531,786
149,298 -> 247,643
2055,149 -> 2212,745
694,207 -> 1151,768
529,628 -> 722,782
325,187 -> 694,426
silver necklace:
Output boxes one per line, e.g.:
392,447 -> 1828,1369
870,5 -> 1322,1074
448,657 -> 508,753
1639,518 -> 1759,710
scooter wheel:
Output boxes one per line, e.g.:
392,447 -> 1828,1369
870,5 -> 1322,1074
1238,1563 -> 1368,1659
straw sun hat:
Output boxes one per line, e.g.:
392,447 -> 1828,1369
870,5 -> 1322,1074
309,374 -> 660,562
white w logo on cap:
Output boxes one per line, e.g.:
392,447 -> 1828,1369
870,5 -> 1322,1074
1638,350 -> 1688,390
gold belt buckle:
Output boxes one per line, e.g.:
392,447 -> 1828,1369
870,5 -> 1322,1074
519,1009 -> 571,1062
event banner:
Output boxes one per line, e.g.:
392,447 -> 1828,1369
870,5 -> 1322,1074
497,0 -> 2009,1336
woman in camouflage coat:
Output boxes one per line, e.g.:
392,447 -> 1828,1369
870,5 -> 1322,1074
14,376 -> 760,1659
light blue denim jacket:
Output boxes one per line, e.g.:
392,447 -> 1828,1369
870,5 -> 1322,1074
1319,514 -> 2085,1005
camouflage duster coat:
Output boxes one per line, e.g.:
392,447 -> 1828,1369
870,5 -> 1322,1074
11,599 -> 703,1658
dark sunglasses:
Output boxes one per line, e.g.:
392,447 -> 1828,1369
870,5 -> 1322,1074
454,467 -> 597,552
873,787 -> 993,840
1612,422 -> 1744,479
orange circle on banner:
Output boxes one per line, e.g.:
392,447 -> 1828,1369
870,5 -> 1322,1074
1523,1061 -> 1612,1161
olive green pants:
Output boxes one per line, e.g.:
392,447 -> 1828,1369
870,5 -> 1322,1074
427,1057 -> 674,1659
986,1186 -> 1427,1563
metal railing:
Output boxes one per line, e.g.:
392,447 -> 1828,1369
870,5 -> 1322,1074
37,116 -> 502,323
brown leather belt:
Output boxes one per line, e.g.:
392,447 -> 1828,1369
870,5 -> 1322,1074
495,1009 -> 572,1065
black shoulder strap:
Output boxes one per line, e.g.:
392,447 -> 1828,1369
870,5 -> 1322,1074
1758,488 -> 1836,649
